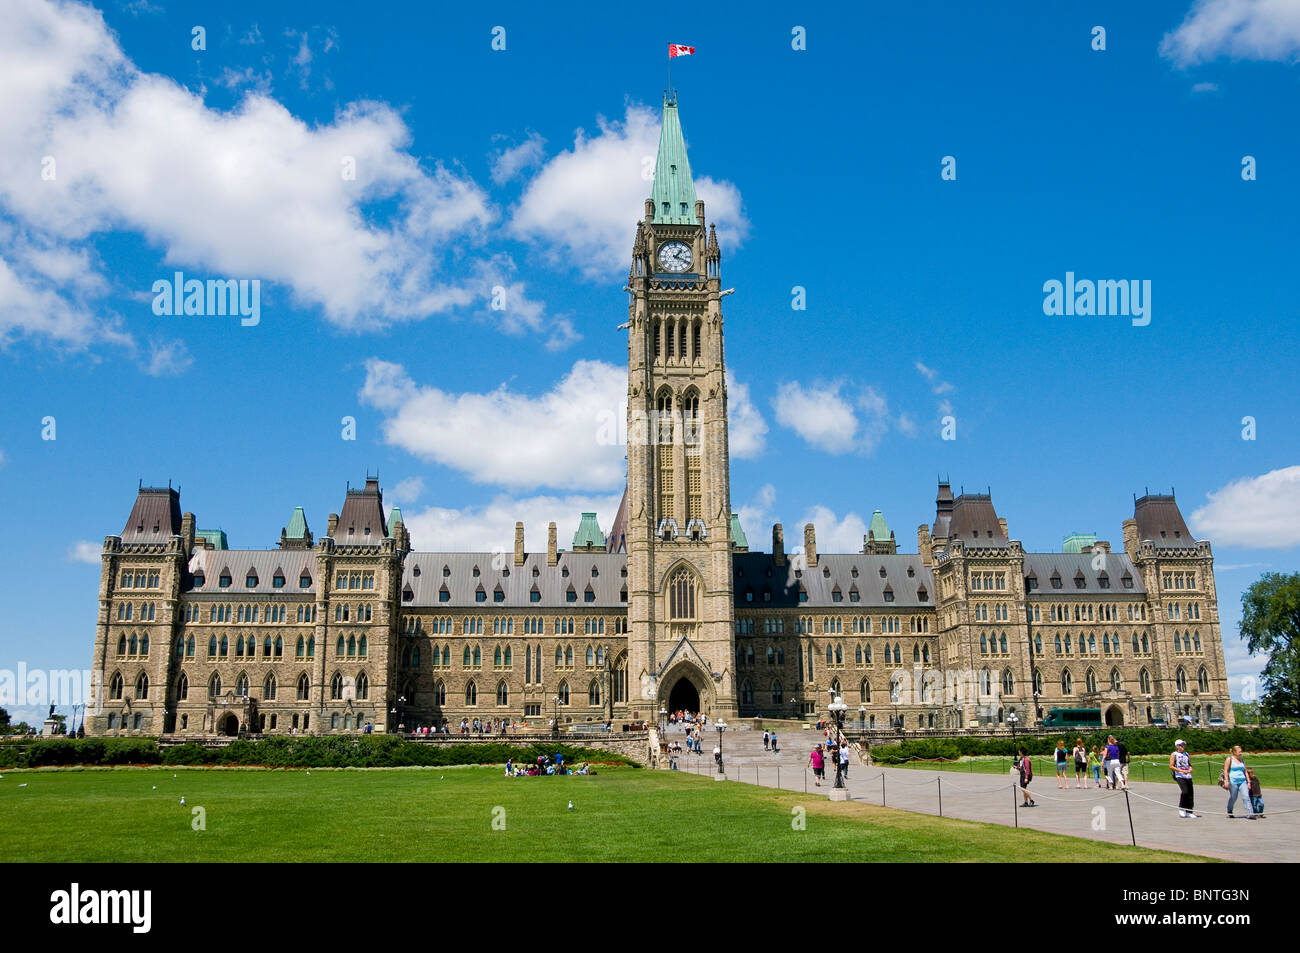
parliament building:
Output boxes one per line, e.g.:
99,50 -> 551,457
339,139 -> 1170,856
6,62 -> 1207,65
86,95 -> 1234,738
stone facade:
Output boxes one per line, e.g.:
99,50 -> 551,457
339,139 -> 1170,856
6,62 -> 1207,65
85,95 -> 1233,737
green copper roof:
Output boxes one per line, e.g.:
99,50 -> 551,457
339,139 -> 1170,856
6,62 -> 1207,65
1062,532 -> 1097,554
650,96 -> 698,225
868,509 -> 891,541
730,512 -> 748,549
572,512 -> 605,549
195,529 -> 227,550
284,506 -> 309,539
390,506 -> 403,527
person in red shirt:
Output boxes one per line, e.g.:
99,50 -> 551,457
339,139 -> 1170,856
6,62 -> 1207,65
1016,746 -> 1036,806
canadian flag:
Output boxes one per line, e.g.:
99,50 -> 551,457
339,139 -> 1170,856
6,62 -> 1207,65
669,44 -> 695,58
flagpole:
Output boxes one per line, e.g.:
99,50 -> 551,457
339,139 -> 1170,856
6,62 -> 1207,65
667,46 -> 672,103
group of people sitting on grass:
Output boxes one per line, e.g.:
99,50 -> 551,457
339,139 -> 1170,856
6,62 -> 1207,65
503,755 -> 596,777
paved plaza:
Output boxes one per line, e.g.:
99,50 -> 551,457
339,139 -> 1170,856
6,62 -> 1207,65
660,723 -> 1299,862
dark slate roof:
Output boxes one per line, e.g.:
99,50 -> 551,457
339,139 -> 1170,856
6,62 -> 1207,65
1133,494 -> 1195,548
401,552 -> 628,608
121,487 -> 182,543
1023,552 -> 1145,595
185,549 -> 318,595
606,488 -> 628,554
947,494 -> 1007,545
732,553 -> 935,609
336,478 -> 388,544
932,481 -> 954,539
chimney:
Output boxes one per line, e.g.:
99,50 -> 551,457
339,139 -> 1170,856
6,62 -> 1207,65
918,525 -> 933,567
772,523 -> 785,567
180,512 -> 196,554
695,198 -> 705,225
1122,518 -> 1139,561
547,522 -> 558,567
804,523 -> 817,567
514,522 -> 526,566
998,517 -> 1008,539
1094,540 -> 1111,554
327,513 -> 338,538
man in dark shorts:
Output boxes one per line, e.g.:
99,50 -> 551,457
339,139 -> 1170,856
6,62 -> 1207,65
809,743 -> 826,786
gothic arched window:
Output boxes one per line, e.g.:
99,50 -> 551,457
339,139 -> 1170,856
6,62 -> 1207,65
668,567 -> 697,620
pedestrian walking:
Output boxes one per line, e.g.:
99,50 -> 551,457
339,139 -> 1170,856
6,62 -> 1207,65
1054,740 -> 1069,788
770,730 -> 778,753
1072,738 -> 1088,788
1016,747 -> 1035,806
809,744 -> 825,786
1169,739 -> 1197,818
763,730 -> 770,751
839,741 -> 850,780
1088,745 -> 1102,787
1247,768 -> 1265,819
1103,735 -> 1122,789
1222,746 -> 1256,819
1117,738 -> 1130,788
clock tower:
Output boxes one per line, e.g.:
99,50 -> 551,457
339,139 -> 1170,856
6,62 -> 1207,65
625,93 -> 738,721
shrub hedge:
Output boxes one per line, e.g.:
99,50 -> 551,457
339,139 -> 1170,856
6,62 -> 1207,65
0,735 -> 636,769
865,726 -> 1300,764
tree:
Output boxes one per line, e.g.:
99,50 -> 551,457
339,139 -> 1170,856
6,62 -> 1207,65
0,707 -> 9,729
1240,572 -> 1300,720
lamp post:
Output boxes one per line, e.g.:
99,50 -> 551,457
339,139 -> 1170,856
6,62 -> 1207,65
715,719 -> 727,775
829,695 -> 848,789
552,695 -> 559,738
1007,711 -> 1019,767
858,704 -> 866,731
659,706 -> 667,735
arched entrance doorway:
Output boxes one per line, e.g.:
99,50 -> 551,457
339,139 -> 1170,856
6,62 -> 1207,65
668,679 -> 699,715
220,713 -> 240,736
1105,704 -> 1124,727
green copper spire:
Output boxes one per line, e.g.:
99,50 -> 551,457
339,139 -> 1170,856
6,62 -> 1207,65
1062,532 -> 1097,554
284,506 -> 309,539
650,95 -> 698,225
572,512 -> 605,550
390,506 -> 403,526
729,513 -> 748,551
868,509 -> 890,542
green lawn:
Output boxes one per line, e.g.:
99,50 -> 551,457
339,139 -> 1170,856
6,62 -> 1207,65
0,765 -> 1213,862
891,751 -> 1300,788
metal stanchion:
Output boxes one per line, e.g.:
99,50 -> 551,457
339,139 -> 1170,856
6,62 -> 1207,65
1123,787 -> 1137,846
882,773 -> 886,807
1012,784 -> 1018,828
938,777 -> 943,817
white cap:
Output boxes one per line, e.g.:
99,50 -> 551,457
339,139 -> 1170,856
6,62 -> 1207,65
1175,739 -> 1186,746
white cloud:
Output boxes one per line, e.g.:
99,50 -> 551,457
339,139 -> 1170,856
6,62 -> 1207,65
0,0 -> 497,347
726,372 -> 767,459
772,380 -> 895,454
773,380 -> 858,454
798,505 -> 869,555
490,133 -> 546,185
914,360 -> 954,394
1192,81 -> 1221,92
389,477 -> 426,505
360,357 -> 627,492
509,104 -> 748,278
736,483 -> 777,545
402,492 -> 622,552
1189,466 -> 1300,548
472,254 -> 580,350
1161,0 -> 1300,66
0,449 -> 6,469
144,338 -> 193,376
68,540 -> 101,563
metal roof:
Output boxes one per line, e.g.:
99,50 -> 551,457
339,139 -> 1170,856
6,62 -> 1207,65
336,478 -> 387,544
947,494 -> 1007,545
401,552 -> 628,608
195,529 -> 228,550
650,96 -> 698,225
729,513 -> 749,550
1023,552 -> 1145,595
1134,494 -> 1196,548
121,487 -> 182,543
186,549 -> 318,595
284,506 -> 310,540
1062,532 -> 1097,554
867,509 -> 892,542
733,553 -> 935,609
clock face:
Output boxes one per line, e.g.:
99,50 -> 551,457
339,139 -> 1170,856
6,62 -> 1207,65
657,241 -> 692,273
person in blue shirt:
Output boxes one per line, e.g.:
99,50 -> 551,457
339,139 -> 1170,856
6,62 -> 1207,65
1223,746 -> 1256,819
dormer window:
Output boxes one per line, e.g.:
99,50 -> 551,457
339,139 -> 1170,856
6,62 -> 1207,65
1074,572 -> 1086,590
1050,574 -> 1062,590
851,567 -> 859,578
883,586 -> 895,603
299,573 -> 311,588
530,587 -> 541,603
1098,572 -> 1110,589
680,202 -> 688,216
1122,574 -> 1134,589
443,565 -> 451,577
822,567 -> 830,578
246,571 -> 259,588
907,566 -> 915,578
661,202 -> 669,216
472,565 -> 480,577
532,567 -> 540,578
402,585 -> 414,602
1025,575 -> 1037,592
493,587 -> 505,603
565,588 -> 577,603
879,567 -> 887,579
591,566 -> 599,577
413,565 -> 421,577
620,567 -> 627,578
562,567 -> 570,577
475,586 -> 486,603
219,570 -> 232,588
193,573 -> 206,587
917,587 -> 929,602
584,587 -> 596,603
438,587 -> 450,603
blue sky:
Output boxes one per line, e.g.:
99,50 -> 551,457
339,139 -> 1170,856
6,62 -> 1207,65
1,0 -> 1298,721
